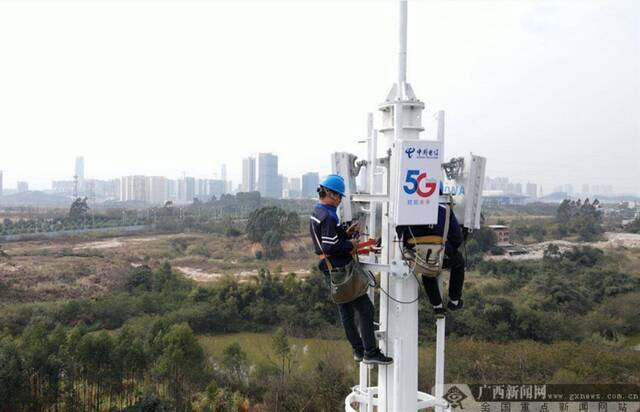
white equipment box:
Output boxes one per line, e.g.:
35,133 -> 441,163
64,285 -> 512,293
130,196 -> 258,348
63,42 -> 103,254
392,139 -> 443,226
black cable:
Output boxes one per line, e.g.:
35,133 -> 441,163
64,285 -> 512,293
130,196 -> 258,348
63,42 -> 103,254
368,270 -> 422,304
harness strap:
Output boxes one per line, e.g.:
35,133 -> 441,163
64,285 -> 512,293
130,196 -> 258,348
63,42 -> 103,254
406,235 -> 444,245
401,202 -> 452,277
310,218 -> 334,271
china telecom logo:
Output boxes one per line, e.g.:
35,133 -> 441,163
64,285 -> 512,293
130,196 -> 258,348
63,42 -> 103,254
403,169 -> 437,198
405,147 -> 439,159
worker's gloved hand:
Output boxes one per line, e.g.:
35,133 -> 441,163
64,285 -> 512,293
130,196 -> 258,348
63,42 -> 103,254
346,222 -> 361,237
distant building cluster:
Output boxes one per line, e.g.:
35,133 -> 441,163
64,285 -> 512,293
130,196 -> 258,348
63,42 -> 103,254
0,154 -> 322,205
241,154 -> 319,201
485,176 -> 537,198
4,156 -> 623,206
483,176 -> 620,206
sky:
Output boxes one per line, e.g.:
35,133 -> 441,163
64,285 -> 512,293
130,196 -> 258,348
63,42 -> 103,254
0,0 -> 638,195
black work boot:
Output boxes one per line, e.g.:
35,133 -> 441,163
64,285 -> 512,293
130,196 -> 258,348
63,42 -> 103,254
447,298 -> 464,311
433,304 -> 446,317
353,349 -> 364,362
363,349 -> 393,365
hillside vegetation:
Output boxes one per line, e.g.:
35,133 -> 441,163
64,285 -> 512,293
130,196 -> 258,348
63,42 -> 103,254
0,202 -> 639,410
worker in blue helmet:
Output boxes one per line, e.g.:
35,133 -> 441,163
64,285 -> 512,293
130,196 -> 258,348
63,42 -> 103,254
309,174 -> 393,365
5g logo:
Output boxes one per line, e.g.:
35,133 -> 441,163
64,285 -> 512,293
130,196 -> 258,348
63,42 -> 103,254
403,169 -> 437,198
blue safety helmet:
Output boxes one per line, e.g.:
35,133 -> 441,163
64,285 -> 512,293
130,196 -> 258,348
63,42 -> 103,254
319,174 -> 346,197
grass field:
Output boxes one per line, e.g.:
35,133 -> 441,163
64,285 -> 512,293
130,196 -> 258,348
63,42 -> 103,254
199,332 -> 355,371
199,332 -> 640,386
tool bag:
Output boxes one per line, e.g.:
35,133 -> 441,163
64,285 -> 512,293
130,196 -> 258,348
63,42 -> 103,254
402,241 -> 444,277
323,256 -> 370,304
311,224 -> 370,304
401,205 -> 451,278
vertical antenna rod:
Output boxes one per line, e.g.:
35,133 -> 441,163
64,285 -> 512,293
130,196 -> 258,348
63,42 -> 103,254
398,0 -> 408,88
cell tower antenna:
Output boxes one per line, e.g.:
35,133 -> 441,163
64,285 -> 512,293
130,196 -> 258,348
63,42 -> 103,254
398,0 -> 408,93
340,0 -> 454,411
338,2 -> 486,410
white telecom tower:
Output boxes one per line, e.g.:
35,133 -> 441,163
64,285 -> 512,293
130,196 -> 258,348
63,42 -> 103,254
332,1 -> 486,411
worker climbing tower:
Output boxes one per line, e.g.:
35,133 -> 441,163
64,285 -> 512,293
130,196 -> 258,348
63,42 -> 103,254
334,0 -> 486,411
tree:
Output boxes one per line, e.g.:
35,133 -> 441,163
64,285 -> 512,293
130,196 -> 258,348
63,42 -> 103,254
472,227 -> 497,252
126,265 -> 154,292
246,206 -> 288,242
262,230 -> 283,260
154,323 -> 205,411
0,336 -> 27,411
555,198 -> 603,241
271,328 -> 291,379
285,212 -> 300,235
77,331 -> 116,411
69,197 -> 90,222
221,342 -> 248,389
116,327 -> 148,405
222,216 -> 242,237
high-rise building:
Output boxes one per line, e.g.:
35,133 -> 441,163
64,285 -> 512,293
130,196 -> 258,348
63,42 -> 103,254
288,177 -> 302,198
196,179 -> 209,200
0,170 -> 3,197
147,176 -> 168,204
525,183 -> 537,199
258,153 -> 279,198
279,175 -> 288,197
183,177 -> 196,202
220,164 -> 231,194
493,177 -> 509,191
506,183 -> 521,194
591,185 -> 613,197
75,157 -> 85,193
167,179 -> 178,201
17,181 -> 28,193
221,164 -> 227,182
112,178 -> 121,200
513,183 -> 523,195
582,184 -> 590,195
302,172 -> 319,198
52,180 -> 75,196
209,179 -> 226,199
242,157 -> 256,192
120,176 -> 147,202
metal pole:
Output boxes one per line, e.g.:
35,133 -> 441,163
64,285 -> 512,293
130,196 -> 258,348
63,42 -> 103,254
437,110 -> 445,142
398,0 -> 408,88
392,338 -> 402,412
359,363 -> 368,412
377,151 -> 392,410
435,315 -> 446,412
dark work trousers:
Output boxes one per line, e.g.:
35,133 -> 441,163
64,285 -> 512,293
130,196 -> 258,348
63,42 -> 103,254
421,249 -> 465,307
337,294 -> 377,355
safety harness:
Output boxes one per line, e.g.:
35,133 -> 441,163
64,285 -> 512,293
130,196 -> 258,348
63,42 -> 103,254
400,203 -> 451,278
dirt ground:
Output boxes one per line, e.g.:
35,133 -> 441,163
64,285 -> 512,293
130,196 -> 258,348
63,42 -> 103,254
487,231 -> 640,261
0,232 -> 317,304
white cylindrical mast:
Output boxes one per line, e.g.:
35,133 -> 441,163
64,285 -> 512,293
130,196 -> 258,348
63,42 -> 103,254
345,1 -> 448,410
398,0 -> 408,88
377,0 -> 424,410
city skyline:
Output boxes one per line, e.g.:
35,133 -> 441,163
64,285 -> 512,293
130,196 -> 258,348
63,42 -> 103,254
0,150 -> 636,197
0,154 -> 632,203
